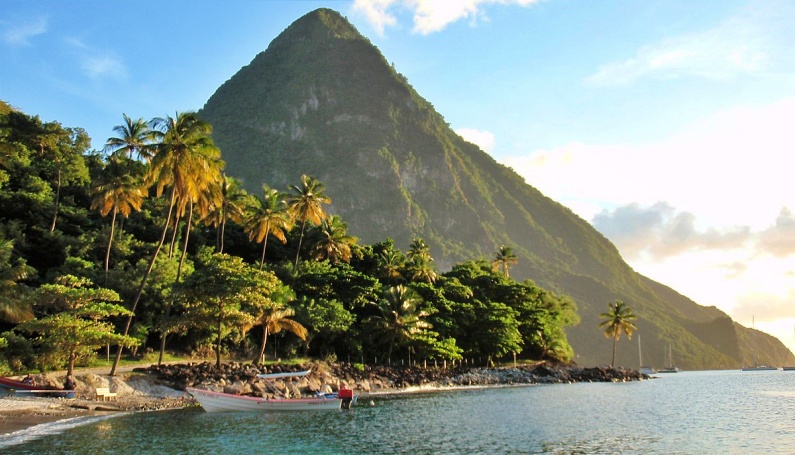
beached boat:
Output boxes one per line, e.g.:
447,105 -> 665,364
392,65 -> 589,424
0,376 -> 75,397
186,370 -> 355,413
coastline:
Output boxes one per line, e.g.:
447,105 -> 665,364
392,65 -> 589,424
0,361 -> 645,437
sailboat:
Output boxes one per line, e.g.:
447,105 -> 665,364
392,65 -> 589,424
741,316 -> 778,371
657,343 -> 679,373
637,334 -> 657,375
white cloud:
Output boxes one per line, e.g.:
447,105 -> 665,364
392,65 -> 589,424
504,97 -> 795,231
586,16 -> 768,85
456,128 -> 495,153
81,54 -> 127,79
592,202 -> 752,261
353,0 -> 540,35
3,17 -> 47,46
65,37 -> 127,79
352,0 -> 399,36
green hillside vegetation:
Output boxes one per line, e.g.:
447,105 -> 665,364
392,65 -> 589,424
0,100 -> 579,374
199,8 -> 791,369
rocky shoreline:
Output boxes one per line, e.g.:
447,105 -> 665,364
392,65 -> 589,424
143,361 -> 647,398
0,361 -> 646,435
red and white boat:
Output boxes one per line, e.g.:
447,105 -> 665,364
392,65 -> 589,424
186,370 -> 355,413
0,376 -> 75,397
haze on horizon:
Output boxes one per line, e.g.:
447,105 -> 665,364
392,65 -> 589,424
2,0 -> 794,354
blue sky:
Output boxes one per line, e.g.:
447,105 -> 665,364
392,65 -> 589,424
3,0 -> 795,357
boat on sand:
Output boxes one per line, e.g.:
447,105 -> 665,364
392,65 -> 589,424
0,376 -> 75,398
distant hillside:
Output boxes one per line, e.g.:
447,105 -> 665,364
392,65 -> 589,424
199,8 -> 791,368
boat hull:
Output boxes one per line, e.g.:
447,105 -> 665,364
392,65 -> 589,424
186,387 -> 344,413
741,366 -> 778,371
0,377 -> 75,397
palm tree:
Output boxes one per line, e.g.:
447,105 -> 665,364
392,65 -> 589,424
491,245 -> 518,278
110,112 -> 223,375
599,300 -> 638,367
377,248 -> 405,284
103,114 -> 155,161
311,215 -> 357,264
287,174 -> 331,269
244,302 -> 308,364
0,237 -> 35,323
90,156 -> 146,275
203,174 -> 248,253
245,186 -> 292,270
366,285 -> 432,363
405,238 -> 438,283
407,238 -> 432,263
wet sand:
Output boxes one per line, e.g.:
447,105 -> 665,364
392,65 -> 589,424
0,398 -> 95,435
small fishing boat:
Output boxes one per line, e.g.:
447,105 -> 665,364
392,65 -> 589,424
0,376 -> 75,398
186,370 -> 355,413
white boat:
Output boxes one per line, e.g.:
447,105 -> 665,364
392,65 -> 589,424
741,316 -> 777,371
657,343 -> 679,373
637,335 -> 657,375
186,370 -> 355,413
741,364 -> 778,372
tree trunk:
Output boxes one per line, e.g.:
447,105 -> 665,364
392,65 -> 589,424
104,207 -> 118,275
216,317 -> 223,369
50,167 -> 61,232
611,335 -> 618,367
159,201 -> 193,364
259,220 -> 271,270
257,325 -> 270,364
110,189 -> 177,376
68,350 -> 76,378
293,221 -> 307,269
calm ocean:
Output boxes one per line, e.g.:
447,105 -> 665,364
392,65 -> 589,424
2,369 -> 794,454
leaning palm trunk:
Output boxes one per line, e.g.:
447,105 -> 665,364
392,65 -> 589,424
293,221 -> 307,269
159,201 -> 194,365
258,220 -> 271,270
104,207 -> 118,277
110,189 -> 177,376
256,325 -> 271,364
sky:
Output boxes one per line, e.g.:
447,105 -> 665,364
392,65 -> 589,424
3,0 -> 795,354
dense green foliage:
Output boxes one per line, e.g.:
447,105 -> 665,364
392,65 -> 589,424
0,101 -> 579,374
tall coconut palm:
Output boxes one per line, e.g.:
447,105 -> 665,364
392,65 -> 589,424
407,238 -> 432,263
405,238 -> 438,284
90,156 -> 146,275
245,186 -> 292,270
311,215 -> 357,264
377,248 -> 405,284
244,302 -> 307,364
599,300 -> 638,367
103,114 -> 155,162
203,174 -> 249,253
287,174 -> 331,269
366,285 -> 432,363
491,245 -> 518,278
110,112 -> 223,375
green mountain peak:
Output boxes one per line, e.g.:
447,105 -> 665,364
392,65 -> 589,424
199,9 -> 790,369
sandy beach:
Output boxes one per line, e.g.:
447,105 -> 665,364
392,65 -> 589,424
0,367 -> 193,436
0,397 -> 99,435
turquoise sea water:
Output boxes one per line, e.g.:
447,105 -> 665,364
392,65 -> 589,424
2,369 -> 795,454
